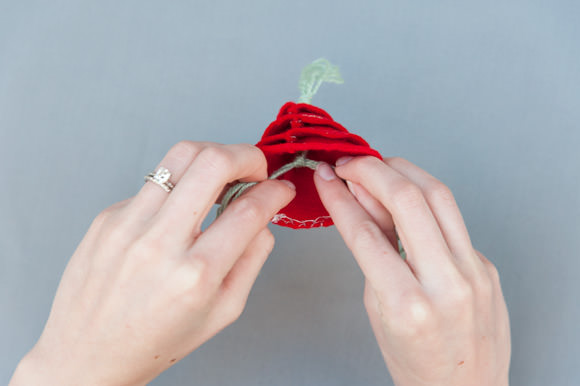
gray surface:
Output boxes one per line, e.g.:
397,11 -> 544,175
1,1 -> 579,385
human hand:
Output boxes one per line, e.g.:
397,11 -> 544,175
10,141 -> 296,386
313,156 -> 511,386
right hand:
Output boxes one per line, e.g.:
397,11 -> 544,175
313,155 -> 511,386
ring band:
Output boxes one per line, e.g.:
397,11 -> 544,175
144,166 -> 175,192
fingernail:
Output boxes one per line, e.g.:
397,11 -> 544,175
346,180 -> 358,199
316,162 -> 336,181
336,156 -> 353,166
280,179 -> 296,190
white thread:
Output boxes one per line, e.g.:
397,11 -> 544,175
271,213 -> 331,228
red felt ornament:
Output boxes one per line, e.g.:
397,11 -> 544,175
217,58 -> 382,229
255,101 -> 382,229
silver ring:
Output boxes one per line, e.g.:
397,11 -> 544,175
144,166 -> 175,192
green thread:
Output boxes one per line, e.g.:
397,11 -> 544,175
297,58 -> 344,104
397,236 -> 407,260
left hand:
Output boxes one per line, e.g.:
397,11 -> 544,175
10,141 -> 296,386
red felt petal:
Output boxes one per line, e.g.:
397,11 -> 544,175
256,127 -> 370,147
277,102 -> 333,120
258,141 -> 380,158
291,114 -> 349,132
260,113 -> 349,139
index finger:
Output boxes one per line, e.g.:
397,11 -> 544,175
334,156 -> 461,287
313,162 -> 421,299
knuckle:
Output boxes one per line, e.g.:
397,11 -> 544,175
260,230 -> 275,254
486,261 -> 501,284
384,156 -> 407,167
389,292 -> 434,336
138,224 -> 173,250
363,294 -> 374,314
230,195 -> 263,223
357,155 -> 385,170
425,180 -> 456,205
169,140 -> 200,163
474,274 -> 494,301
363,288 -> 378,313
350,220 -> 384,252
437,276 -> 476,322
475,249 -> 501,283
183,257 -> 208,289
92,209 -> 112,229
181,290 -> 211,311
226,299 -> 246,322
196,146 -> 234,176
392,182 -> 425,211
96,212 -> 133,246
127,235 -> 162,260
447,278 -> 475,307
176,259 -> 213,307
238,142 -> 260,154
237,143 -> 268,171
96,200 -> 125,223
127,239 -> 148,257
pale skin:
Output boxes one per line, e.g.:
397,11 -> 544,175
10,141 -> 511,386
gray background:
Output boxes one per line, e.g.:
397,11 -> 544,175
1,1 -> 579,385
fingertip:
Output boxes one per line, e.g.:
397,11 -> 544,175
335,156 -> 354,167
315,162 -> 337,181
279,179 -> 296,191
279,179 -> 297,207
333,156 -> 387,188
266,179 -> 296,209
273,179 -> 296,201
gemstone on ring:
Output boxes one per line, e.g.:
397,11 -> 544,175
144,166 -> 174,192
151,167 -> 171,184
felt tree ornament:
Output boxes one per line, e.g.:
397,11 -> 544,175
218,58 -> 382,229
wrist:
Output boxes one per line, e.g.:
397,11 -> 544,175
10,347 -> 95,386
10,351 -> 58,386
11,346 -> 150,386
